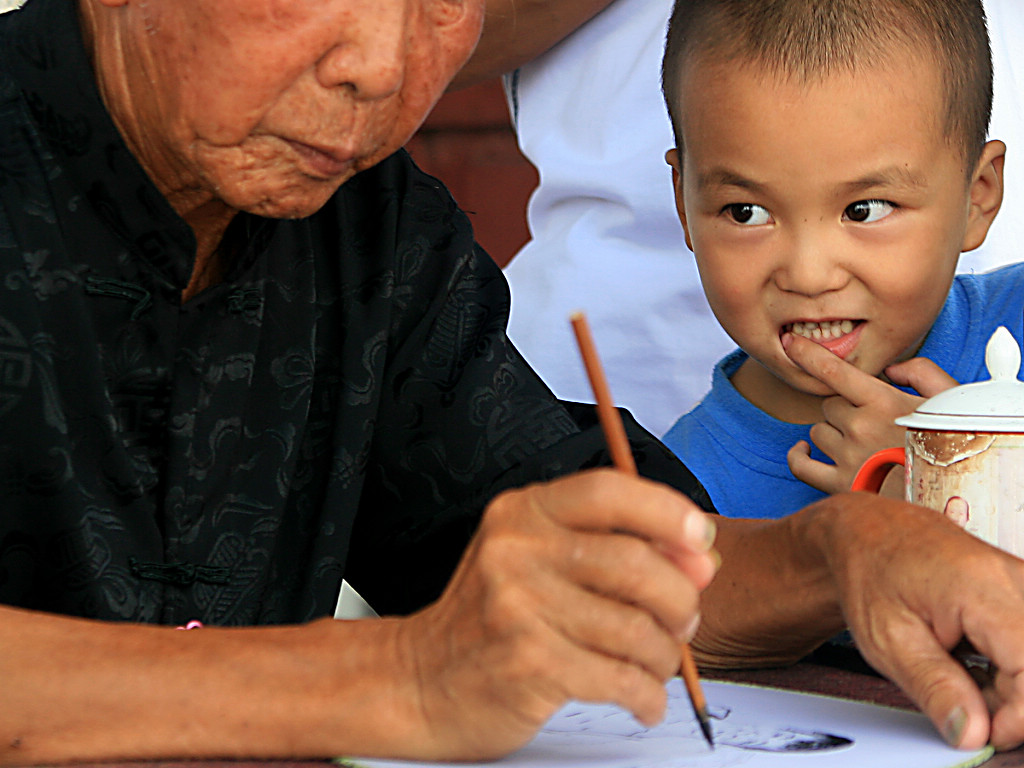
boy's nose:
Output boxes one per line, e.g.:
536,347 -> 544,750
315,1 -> 407,100
772,232 -> 850,297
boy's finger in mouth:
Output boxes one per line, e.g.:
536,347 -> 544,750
780,319 -> 865,360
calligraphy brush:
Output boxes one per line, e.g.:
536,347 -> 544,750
570,310 -> 715,749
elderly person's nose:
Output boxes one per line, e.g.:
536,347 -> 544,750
315,14 -> 406,98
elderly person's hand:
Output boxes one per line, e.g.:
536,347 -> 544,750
395,469 -> 719,760
816,494 -> 1024,751
700,494 -> 1024,754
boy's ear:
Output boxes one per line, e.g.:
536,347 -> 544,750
665,148 -> 694,252
962,139 -> 1006,252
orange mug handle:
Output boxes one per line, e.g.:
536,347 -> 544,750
850,447 -> 905,493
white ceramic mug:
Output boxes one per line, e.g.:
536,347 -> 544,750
851,326 -> 1024,556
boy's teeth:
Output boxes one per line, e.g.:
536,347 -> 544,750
790,320 -> 855,340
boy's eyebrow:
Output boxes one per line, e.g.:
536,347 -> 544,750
695,165 -> 928,194
837,165 -> 929,194
695,168 -> 764,192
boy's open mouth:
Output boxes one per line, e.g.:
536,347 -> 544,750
781,319 -> 866,359
783,319 -> 862,341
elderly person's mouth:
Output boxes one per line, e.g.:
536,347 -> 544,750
283,138 -> 354,178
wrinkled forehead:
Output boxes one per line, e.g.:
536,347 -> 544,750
102,0 -> 485,46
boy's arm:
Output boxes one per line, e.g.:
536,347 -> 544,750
783,333 -> 959,495
450,0 -> 616,89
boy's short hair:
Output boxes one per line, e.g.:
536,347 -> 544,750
661,0 -> 992,167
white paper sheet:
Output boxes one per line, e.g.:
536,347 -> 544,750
339,679 -> 993,768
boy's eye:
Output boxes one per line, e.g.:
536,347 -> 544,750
843,199 -> 895,223
724,203 -> 771,225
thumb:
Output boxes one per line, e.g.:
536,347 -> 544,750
913,656 -> 992,750
885,357 -> 960,399
873,628 -> 991,749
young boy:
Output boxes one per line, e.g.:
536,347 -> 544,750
658,0 -> 1024,518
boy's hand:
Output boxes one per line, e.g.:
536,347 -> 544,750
783,334 -> 958,494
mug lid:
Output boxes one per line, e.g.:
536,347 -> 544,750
896,326 -> 1024,432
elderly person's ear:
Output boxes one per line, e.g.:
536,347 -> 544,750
430,0 -> 478,25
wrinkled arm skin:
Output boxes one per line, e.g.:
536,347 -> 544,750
694,506 -> 843,670
451,0 -> 615,89
0,609 -> 425,763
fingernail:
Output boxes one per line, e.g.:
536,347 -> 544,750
943,706 -> 968,747
685,514 -> 717,552
679,612 -> 701,643
710,548 -> 722,572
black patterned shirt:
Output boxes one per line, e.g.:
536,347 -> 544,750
0,0 -> 712,626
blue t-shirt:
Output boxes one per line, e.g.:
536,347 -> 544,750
662,263 -> 1024,519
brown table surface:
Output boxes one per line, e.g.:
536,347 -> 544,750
21,659 -> 1024,768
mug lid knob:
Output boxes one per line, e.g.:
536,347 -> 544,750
986,325 -> 1022,381
896,326 -> 1024,431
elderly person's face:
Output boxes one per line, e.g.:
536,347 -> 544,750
87,0 -> 483,219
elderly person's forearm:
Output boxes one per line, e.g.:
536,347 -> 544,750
0,608 -> 425,764
692,504 -> 845,669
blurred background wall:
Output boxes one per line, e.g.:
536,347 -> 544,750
407,79 -> 537,268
